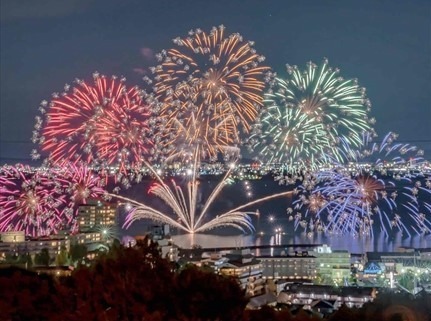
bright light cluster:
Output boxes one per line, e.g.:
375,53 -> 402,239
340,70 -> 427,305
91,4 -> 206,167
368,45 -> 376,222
3,26 -> 425,237
146,25 -> 271,162
34,73 -> 154,172
247,60 -> 376,173
0,163 -> 106,236
291,132 -> 429,236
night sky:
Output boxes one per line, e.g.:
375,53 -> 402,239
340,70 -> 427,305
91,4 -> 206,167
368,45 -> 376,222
1,0 -> 430,163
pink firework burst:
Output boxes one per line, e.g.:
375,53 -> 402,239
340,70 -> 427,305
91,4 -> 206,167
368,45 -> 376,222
0,163 -> 108,236
53,161 -> 107,206
0,164 -> 68,236
51,161 -> 108,233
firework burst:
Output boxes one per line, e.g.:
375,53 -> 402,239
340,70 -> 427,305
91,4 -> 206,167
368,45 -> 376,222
0,164 -> 68,236
0,163 -> 107,236
112,160 -> 292,234
290,132 -> 427,236
248,59 -> 375,173
34,73 -> 154,173
146,25 -> 271,162
52,162 -> 108,230
403,177 -> 431,234
292,172 -> 403,236
53,161 -> 106,204
352,132 -> 424,169
161,112 -> 240,164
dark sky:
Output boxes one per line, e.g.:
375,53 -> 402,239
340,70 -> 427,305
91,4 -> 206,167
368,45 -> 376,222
1,0 -> 430,163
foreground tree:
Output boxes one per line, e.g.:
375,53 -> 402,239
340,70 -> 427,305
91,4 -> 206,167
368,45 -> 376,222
69,243 -> 87,265
54,238 -> 245,320
34,248 -> 50,266
57,239 -> 174,320
0,267 -> 60,320
3,237 -> 430,321
55,246 -> 69,266
174,266 -> 247,320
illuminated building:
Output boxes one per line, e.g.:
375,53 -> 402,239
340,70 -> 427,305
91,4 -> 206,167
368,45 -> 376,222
219,249 -> 264,297
0,231 -> 25,243
0,232 -> 70,259
71,232 -> 102,245
278,284 -> 376,311
312,245 -> 351,285
259,253 -> 317,280
77,200 -> 117,232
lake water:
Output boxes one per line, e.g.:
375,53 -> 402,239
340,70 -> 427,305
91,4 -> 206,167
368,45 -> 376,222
171,230 -> 431,254
116,173 -> 431,254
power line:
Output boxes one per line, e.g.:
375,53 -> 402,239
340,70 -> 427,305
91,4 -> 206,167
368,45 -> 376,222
2,139 -> 431,144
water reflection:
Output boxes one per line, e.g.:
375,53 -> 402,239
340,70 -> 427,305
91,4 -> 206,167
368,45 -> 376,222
172,230 -> 431,253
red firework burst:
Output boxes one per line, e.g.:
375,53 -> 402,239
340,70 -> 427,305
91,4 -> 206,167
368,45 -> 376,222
35,73 -> 154,172
51,161 -> 108,232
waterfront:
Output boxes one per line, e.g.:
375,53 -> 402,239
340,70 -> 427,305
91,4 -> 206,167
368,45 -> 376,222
172,230 -> 431,254
118,174 -> 431,253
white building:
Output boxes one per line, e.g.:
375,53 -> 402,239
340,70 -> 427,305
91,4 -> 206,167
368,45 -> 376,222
157,238 -> 179,262
219,249 -> 265,297
0,231 -> 70,259
0,231 -> 25,243
259,254 -> 317,280
312,245 -> 351,284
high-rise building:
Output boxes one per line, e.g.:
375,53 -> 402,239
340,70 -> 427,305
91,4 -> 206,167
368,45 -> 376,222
77,200 -> 117,232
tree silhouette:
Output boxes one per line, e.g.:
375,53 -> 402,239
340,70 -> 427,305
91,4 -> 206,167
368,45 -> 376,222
174,265 -> 247,321
2,238 -> 431,321
25,253 -> 33,268
55,246 -> 69,266
69,243 -> 87,265
35,248 -> 50,266
328,304 -> 362,321
0,267 -> 60,320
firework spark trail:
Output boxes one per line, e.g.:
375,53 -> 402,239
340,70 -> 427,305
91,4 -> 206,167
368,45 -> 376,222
113,194 -> 190,232
115,166 -> 253,234
0,164 -> 67,236
291,132 -> 428,236
162,114 -> 240,163
248,59 -> 375,174
195,191 -> 293,233
34,73 -> 154,177
402,179 -> 431,234
147,25 -> 271,162
51,161 -> 107,231
110,151 -> 293,234
194,167 -> 234,228
0,163 -> 106,236
318,174 -> 405,236
52,161 -> 106,205
352,132 -> 425,167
